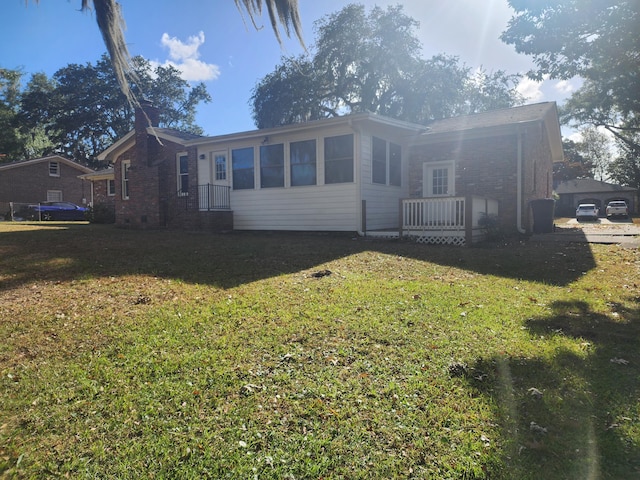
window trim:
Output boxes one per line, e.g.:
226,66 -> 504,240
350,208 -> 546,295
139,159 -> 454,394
232,147 -> 255,190
423,161 -> 455,197
290,139 -> 317,187
176,152 -> 189,197
46,190 -> 63,202
324,134 -> 354,184
260,143 -> 285,189
107,179 -> 116,196
122,160 -> 131,200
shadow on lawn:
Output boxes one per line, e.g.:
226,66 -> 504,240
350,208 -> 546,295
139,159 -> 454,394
0,224 -> 596,291
465,298 -> 640,479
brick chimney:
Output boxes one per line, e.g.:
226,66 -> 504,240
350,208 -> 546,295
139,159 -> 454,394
135,99 -> 160,133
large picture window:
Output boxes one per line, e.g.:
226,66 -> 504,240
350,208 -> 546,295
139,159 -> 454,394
260,144 -> 284,188
324,134 -> 353,184
177,154 -> 189,196
290,139 -> 316,186
232,147 -> 254,190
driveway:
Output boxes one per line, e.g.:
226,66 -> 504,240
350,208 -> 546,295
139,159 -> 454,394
533,218 -> 640,247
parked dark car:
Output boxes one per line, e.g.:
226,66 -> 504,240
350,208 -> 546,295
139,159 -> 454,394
27,202 -> 88,221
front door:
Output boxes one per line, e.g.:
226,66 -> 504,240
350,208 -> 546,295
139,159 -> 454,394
422,162 -> 457,225
198,150 -> 229,210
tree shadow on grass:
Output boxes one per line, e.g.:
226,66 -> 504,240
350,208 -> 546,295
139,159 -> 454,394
0,225 -> 596,292
465,298 -> 640,479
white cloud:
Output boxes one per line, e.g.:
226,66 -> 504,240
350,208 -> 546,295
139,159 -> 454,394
554,80 -> 575,95
516,77 -> 545,102
151,31 -> 220,82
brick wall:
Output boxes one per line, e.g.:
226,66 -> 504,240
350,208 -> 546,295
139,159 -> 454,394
408,125 -> 553,234
0,160 -> 90,205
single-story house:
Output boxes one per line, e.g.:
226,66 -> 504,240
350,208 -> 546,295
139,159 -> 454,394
0,155 -> 94,218
555,178 -> 637,216
84,101 -> 563,245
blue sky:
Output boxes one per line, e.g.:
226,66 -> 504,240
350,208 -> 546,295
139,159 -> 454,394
3,0 -> 579,137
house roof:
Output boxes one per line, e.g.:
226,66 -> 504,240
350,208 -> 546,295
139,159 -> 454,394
0,155 -> 94,174
79,167 -> 114,181
184,112 -> 425,147
555,178 -> 637,194
97,128 -> 202,162
412,102 -> 564,162
96,103 -> 564,163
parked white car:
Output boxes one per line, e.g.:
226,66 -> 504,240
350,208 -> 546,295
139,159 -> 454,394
605,201 -> 629,219
576,203 -> 599,221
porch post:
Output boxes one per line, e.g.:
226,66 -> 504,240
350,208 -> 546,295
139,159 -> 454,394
398,198 -> 404,238
465,195 -> 473,246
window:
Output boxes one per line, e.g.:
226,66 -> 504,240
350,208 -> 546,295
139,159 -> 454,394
372,137 -> 387,184
372,137 -> 402,186
260,143 -> 284,188
432,168 -> 448,195
290,139 -> 316,186
107,179 -> 115,196
389,142 -> 401,186
324,134 -> 353,184
49,161 -> 60,177
215,154 -> 227,181
122,160 -> 130,199
177,154 -> 189,196
232,147 -> 254,190
47,190 -> 63,202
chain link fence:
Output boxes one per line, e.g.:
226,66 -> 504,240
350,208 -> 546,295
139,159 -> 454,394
1,202 -> 44,221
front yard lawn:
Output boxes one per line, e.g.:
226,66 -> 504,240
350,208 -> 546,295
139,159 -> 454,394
1,223 -> 639,479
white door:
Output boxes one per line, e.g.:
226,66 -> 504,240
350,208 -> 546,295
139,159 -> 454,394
422,162 -> 457,225
198,151 -> 229,210
423,162 -> 454,197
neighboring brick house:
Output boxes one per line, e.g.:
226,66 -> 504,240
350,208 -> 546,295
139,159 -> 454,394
88,101 -> 563,244
0,155 -> 94,215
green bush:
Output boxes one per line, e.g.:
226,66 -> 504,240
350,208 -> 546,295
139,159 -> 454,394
86,203 -> 115,224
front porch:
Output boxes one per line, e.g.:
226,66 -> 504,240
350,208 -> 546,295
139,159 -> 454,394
367,196 -> 499,246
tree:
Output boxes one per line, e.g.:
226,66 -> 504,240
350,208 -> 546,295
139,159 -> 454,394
251,4 -> 523,129
0,68 -> 24,161
18,55 -> 211,166
29,0 -> 304,105
553,139 -> 593,184
501,0 -> 640,156
608,136 -> 640,190
575,127 -> 612,182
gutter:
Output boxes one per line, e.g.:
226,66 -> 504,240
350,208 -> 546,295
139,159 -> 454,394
516,131 -> 526,234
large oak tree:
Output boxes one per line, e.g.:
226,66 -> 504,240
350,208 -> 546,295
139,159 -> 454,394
501,0 -> 640,161
251,4 -> 523,129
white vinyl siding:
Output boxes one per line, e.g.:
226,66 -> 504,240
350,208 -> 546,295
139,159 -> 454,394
360,133 -> 408,231
231,184 -> 359,231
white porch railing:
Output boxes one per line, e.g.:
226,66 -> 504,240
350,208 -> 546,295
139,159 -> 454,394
401,196 -> 498,245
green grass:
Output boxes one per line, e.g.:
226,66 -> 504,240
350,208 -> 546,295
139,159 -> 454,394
1,223 -> 639,479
